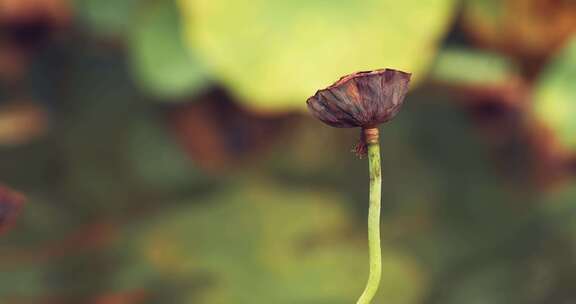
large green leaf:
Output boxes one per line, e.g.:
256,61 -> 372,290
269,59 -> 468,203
125,114 -> 204,190
0,267 -> 47,296
129,1 -> 210,99
534,37 -> 576,150
430,47 -> 515,85
121,183 -> 426,303
74,0 -> 139,37
539,184 -> 576,237
178,0 -> 456,112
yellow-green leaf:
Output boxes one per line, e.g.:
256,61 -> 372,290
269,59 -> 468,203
431,47 -> 515,85
534,37 -> 576,150
178,0 -> 456,112
129,182 -> 426,303
129,1 -> 210,99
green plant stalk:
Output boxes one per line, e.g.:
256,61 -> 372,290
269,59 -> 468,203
356,141 -> 382,304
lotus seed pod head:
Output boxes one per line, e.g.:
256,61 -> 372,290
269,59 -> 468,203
306,68 -> 411,128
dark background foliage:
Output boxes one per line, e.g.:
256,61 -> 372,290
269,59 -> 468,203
0,0 -> 575,303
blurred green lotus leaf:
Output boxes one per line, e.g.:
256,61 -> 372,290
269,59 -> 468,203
539,185 -> 576,236
178,0 -> 456,112
74,0 -> 139,37
534,37 -> 576,150
0,197 -> 90,300
130,183 -> 426,303
431,47 -> 515,85
0,195 -> 73,247
0,267 -> 46,297
438,264 -> 526,304
129,1 -> 210,99
126,115 -> 203,190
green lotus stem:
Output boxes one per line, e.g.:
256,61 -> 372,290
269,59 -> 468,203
306,69 -> 410,304
356,140 -> 382,304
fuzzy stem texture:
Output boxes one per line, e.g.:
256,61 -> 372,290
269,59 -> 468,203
356,139 -> 382,304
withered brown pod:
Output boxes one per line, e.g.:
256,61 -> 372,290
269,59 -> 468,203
306,68 -> 412,302
306,68 -> 411,128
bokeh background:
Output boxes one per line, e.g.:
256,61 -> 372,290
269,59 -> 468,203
0,0 -> 575,303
